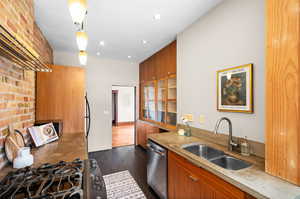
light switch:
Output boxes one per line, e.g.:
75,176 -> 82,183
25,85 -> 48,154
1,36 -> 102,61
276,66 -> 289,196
183,114 -> 193,121
199,115 -> 205,124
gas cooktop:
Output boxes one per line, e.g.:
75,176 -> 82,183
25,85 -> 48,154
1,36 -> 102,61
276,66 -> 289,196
0,159 -> 86,199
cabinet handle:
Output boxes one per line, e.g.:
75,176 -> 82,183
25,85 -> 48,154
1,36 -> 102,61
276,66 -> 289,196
188,175 -> 199,182
168,72 -> 170,75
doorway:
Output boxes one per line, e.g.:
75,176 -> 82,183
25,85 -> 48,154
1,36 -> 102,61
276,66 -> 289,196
111,86 -> 136,148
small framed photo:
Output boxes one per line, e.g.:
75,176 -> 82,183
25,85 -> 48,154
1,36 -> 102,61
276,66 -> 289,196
217,64 -> 253,113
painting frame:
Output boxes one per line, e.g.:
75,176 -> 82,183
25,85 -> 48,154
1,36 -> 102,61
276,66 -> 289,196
217,64 -> 253,113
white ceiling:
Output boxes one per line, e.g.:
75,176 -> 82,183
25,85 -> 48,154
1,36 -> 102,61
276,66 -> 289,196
34,0 -> 222,62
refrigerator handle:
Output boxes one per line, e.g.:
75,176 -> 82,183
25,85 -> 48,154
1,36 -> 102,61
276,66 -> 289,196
85,94 -> 91,138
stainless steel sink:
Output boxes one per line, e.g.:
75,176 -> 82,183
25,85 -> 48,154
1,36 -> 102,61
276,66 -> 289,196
210,155 -> 251,170
182,143 -> 251,170
182,144 -> 225,160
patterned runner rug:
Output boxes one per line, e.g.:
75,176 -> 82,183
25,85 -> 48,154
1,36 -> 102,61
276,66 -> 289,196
103,170 -> 146,199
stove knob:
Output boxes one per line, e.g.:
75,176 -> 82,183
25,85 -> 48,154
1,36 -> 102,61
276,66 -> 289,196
90,174 -> 95,181
95,180 -> 100,185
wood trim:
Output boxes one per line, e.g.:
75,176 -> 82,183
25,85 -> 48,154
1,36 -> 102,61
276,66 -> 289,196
265,0 -> 300,185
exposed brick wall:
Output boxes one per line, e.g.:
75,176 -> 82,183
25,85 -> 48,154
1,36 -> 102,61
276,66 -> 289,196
33,22 -> 53,64
0,0 -> 34,49
0,0 -> 53,169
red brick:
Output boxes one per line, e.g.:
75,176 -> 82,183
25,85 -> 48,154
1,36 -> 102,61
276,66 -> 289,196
20,13 -> 27,24
0,102 -> 7,109
6,19 -> 17,34
20,114 -> 31,121
0,0 -> 53,170
0,119 -> 10,128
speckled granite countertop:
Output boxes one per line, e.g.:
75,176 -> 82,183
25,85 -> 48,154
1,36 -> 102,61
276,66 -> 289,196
148,132 -> 300,199
0,132 -> 88,179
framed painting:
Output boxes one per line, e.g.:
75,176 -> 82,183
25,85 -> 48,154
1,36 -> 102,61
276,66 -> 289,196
217,64 -> 253,113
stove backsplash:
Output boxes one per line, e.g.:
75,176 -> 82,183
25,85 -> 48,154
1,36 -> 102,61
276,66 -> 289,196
0,0 -> 53,170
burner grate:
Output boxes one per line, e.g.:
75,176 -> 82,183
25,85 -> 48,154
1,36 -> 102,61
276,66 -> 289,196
0,159 -> 84,199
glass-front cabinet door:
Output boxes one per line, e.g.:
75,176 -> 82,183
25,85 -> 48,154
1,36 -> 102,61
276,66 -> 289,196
157,79 -> 167,123
142,76 -> 176,127
141,81 -> 156,121
148,81 -> 156,121
166,76 -> 177,126
141,84 -> 149,119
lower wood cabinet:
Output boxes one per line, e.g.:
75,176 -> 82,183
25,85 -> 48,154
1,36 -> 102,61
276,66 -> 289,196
136,120 -> 159,148
168,151 -> 256,199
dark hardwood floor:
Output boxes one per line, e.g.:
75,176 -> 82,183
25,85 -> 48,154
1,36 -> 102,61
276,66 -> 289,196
89,145 -> 160,199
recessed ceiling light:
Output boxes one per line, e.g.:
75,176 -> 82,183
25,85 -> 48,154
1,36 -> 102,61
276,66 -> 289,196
96,52 -> 101,56
142,40 -> 147,45
99,41 -> 105,46
128,56 -> 132,59
154,14 -> 161,20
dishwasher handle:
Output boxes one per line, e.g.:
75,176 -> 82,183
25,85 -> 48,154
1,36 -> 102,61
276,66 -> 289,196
147,144 -> 166,156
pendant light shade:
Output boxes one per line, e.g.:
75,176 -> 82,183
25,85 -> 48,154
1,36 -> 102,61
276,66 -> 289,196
79,51 -> 87,65
76,31 -> 88,51
68,0 -> 87,24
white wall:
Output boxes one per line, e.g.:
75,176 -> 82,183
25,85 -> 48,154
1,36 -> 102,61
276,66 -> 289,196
54,51 -> 139,151
177,0 -> 265,142
112,86 -> 135,123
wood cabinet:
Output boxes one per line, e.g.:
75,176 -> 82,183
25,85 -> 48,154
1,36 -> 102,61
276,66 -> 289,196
139,40 -> 176,82
147,55 -> 157,81
265,0 -> 300,185
168,151 -> 256,199
136,120 -> 159,149
139,40 -> 177,129
166,41 -> 177,76
36,65 -> 85,134
139,62 -> 147,84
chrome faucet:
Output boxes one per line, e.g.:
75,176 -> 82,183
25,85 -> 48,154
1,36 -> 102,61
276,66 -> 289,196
214,117 -> 238,151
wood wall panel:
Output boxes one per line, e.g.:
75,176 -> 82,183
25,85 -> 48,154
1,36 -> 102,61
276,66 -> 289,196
36,65 -> 85,134
266,0 -> 300,185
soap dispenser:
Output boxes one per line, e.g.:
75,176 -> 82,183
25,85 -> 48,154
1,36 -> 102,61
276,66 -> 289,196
240,136 -> 250,156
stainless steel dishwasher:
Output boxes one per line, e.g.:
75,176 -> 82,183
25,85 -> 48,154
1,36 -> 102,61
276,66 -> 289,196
147,140 -> 168,199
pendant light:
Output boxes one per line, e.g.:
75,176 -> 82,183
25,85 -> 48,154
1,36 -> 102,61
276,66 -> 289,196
68,0 -> 87,25
79,51 -> 87,65
76,31 -> 88,51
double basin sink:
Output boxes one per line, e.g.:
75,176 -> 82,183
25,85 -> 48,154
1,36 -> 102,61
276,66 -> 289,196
182,143 -> 251,170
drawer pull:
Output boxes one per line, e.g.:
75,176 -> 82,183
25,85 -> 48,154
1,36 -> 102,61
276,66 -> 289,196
188,175 -> 199,182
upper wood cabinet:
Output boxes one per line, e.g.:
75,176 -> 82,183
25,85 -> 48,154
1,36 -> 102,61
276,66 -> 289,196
139,62 -> 147,83
166,40 -> 177,76
147,55 -> 157,81
139,40 -> 176,82
139,40 -> 177,129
